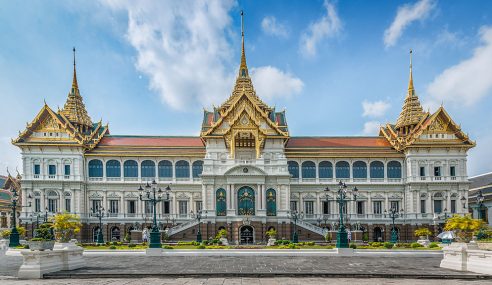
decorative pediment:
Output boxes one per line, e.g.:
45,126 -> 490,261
290,193 -> 300,199
224,165 -> 267,176
176,192 -> 190,200
108,192 -> 121,198
302,193 -> 316,200
193,193 -> 202,199
389,193 -> 402,199
89,192 -> 103,198
372,193 -> 385,199
125,192 -> 138,198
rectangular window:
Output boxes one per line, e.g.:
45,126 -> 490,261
179,201 -> 188,215
434,167 -> 441,177
64,165 -> 71,176
92,200 -> 102,213
34,164 -> 40,175
451,200 -> 456,214
419,166 -> 426,177
450,166 -> 456,177
195,201 -> 202,212
357,201 -> 364,215
109,200 -> 119,214
322,201 -> 330,214
48,165 -> 56,176
420,200 -> 426,214
290,201 -> 298,212
373,201 -> 382,214
163,201 -> 170,214
65,199 -> 71,212
127,200 -> 136,214
48,199 -> 58,213
35,198 -> 41,212
434,200 -> 442,214
145,201 -> 153,214
390,201 -> 399,212
304,201 -> 314,215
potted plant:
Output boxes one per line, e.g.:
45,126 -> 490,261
29,223 -> 55,251
51,212 -> 82,249
266,228 -> 277,246
415,227 -> 432,247
444,214 -> 484,244
215,229 -> 229,246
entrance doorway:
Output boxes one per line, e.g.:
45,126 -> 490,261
240,226 -> 254,245
373,227 -> 383,242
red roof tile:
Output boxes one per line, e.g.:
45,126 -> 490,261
286,137 -> 391,148
98,136 -> 204,147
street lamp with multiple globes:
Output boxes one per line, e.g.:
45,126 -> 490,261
8,188 -> 32,247
289,210 -> 303,243
138,180 -> 171,248
324,181 -> 358,248
90,205 -> 106,244
385,207 -> 404,243
191,209 -> 207,242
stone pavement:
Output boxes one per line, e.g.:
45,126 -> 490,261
44,255 -> 488,279
1,278 -> 492,285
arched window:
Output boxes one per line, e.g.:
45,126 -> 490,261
335,161 -> 350,178
141,160 -> 156,179
237,186 -> 255,215
93,226 -> 101,242
370,161 -> 384,178
301,161 -> 316,179
123,160 -> 138,178
106,160 -> 121,178
158,160 -> 172,179
192,161 -> 203,178
266,189 -> 276,216
319,161 -> 333,179
110,226 -> 121,241
175,160 -> 190,178
216,188 -> 226,216
88,159 -> 103,177
387,161 -> 402,179
288,161 -> 299,178
353,161 -> 367,179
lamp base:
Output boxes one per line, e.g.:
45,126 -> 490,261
149,229 -> 162,248
9,227 -> 20,248
336,230 -> 348,248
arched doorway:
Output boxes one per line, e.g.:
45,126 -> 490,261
240,225 -> 254,245
92,226 -> 100,242
111,226 -> 121,241
373,227 -> 383,242
237,186 -> 255,215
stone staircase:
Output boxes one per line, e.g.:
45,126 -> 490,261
166,219 -> 199,237
296,219 -> 329,237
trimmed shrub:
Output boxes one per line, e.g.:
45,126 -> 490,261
109,245 -> 116,250
411,242 -> 424,248
196,245 -> 206,249
307,241 -> 315,246
383,242 -> 394,249
288,243 -> 297,249
349,243 -> 357,249
428,242 -> 439,248
128,244 -> 137,248
163,245 -> 173,249
112,241 -> 118,246
282,240 -> 290,245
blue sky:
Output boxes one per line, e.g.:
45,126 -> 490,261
1,0 -> 492,176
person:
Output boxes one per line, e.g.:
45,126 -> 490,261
142,228 -> 149,243
347,230 -> 352,243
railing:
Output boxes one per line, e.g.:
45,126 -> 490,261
295,219 -> 329,237
166,219 -> 199,237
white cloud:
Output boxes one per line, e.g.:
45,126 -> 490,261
250,66 -> 303,101
362,100 -> 391,118
426,26 -> 492,107
300,0 -> 342,57
261,16 -> 288,38
383,0 -> 436,48
362,121 -> 381,135
103,0 -> 236,110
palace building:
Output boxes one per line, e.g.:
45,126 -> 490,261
12,25 -> 475,244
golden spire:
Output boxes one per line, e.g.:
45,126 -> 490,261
61,47 -> 93,131
239,10 -> 249,78
395,49 -> 424,132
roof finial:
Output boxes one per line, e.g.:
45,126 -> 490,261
239,10 -> 248,78
72,47 -> 79,92
408,49 -> 414,94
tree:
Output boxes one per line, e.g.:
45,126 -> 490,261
414,228 -> 432,238
266,228 -> 277,239
50,213 -> 82,242
444,214 -> 485,243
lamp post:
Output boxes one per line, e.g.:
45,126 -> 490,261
385,207 -> 404,244
317,217 -> 322,227
138,180 -> 171,248
191,210 -> 207,242
324,181 -> 358,248
91,205 -> 105,244
8,188 -> 32,247
289,210 -> 303,243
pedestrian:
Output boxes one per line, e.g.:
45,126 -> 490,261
347,230 -> 352,243
142,228 -> 148,243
